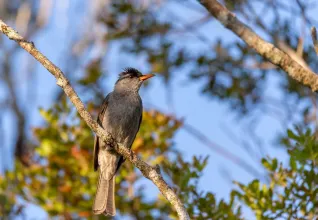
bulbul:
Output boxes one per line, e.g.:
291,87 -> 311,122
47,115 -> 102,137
92,68 -> 155,216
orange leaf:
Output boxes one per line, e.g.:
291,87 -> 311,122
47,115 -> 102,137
78,211 -> 90,217
58,185 -> 72,193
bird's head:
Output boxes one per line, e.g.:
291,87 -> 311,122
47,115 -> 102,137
115,68 -> 155,92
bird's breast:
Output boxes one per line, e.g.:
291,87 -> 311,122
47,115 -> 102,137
102,93 -> 142,146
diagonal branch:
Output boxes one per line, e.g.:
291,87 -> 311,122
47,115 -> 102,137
199,0 -> 318,92
0,20 -> 190,220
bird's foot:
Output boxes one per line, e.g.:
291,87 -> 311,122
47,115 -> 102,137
154,164 -> 161,174
129,149 -> 134,161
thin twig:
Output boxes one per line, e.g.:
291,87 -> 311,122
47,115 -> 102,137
144,102 -> 263,178
183,123 -> 263,178
0,20 -> 190,220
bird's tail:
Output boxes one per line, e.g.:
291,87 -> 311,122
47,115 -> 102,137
93,172 -> 116,216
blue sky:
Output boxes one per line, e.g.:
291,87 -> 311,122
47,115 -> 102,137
2,0 -> 310,219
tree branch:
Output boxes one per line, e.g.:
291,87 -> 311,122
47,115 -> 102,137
0,20 -> 190,220
199,0 -> 318,92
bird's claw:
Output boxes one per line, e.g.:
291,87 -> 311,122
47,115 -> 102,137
129,150 -> 134,161
154,164 -> 161,174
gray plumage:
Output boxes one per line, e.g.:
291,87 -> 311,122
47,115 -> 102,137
92,68 -> 154,216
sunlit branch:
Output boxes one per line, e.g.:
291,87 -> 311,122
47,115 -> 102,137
199,0 -> 318,92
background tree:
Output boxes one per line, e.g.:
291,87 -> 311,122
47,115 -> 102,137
0,0 -> 317,219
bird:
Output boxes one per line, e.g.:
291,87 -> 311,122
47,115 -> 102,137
92,67 -> 155,216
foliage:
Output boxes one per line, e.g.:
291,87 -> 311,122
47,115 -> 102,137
166,155 -> 242,219
233,128 -> 318,220
0,171 -> 17,217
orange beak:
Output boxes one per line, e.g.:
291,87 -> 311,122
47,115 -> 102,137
139,74 -> 155,81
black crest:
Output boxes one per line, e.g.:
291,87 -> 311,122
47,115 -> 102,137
119,67 -> 142,79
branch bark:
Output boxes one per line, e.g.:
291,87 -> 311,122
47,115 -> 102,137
0,20 -> 190,220
199,0 -> 318,92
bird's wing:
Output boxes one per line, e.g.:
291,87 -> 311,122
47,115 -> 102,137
93,93 -> 111,171
115,103 -> 143,173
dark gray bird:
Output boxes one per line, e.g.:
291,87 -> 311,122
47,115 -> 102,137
92,68 -> 154,216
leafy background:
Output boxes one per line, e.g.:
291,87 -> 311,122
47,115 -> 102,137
0,0 -> 317,219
